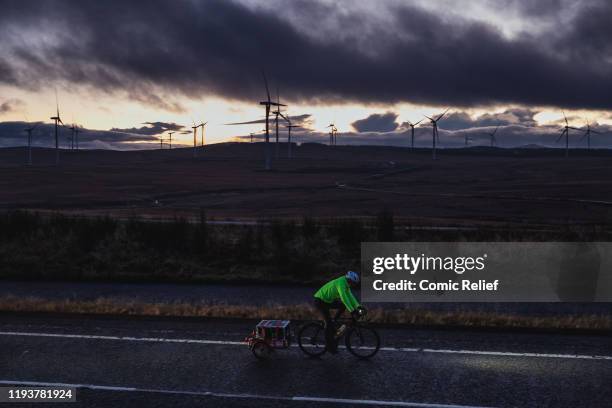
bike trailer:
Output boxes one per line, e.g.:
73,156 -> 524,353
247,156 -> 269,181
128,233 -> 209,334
245,320 -> 291,358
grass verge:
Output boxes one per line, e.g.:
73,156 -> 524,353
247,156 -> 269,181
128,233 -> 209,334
0,295 -> 610,332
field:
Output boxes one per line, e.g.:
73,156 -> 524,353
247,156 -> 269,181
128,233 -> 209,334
1,143 -> 611,227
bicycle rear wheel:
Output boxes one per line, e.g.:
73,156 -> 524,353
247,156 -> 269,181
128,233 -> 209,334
345,326 -> 380,358
298,322 -> 327,357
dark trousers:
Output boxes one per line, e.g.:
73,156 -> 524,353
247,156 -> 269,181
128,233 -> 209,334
314,298 -> 346,351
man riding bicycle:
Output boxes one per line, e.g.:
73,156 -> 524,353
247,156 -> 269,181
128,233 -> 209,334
314,271 -> 366,353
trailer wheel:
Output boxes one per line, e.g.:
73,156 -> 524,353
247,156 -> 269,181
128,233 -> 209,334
251,340 -> 273,359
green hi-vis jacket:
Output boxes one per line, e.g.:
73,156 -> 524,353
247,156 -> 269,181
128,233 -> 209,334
314,276 -> 360,312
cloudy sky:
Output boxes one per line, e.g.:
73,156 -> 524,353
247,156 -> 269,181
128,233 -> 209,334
1,0 -> 611,149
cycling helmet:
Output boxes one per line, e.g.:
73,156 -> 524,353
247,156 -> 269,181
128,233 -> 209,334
346,271 -> 360,283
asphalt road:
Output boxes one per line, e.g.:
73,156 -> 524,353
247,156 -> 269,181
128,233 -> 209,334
0,314 -> 611,407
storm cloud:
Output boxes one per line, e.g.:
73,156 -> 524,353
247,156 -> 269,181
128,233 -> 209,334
1,0 -> 612,110
0,98 -> 24,114
111,122 -> 186,136
352,112 -> 399,133
437,108 -> 538,130
0,121 -> 161,150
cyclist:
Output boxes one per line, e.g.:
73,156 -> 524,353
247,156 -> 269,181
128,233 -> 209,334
313,271 -> 365,353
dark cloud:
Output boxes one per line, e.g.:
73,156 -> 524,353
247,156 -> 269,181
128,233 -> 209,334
110,122 -> 185,136
0,121 -> 161,150
0,98 -> 24,114
440,108 -> 538,130
0,0 -> 611,110
351,112 -> 398,133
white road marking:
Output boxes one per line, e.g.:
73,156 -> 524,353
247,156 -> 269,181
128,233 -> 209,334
294,396 -> 494,408
1,330 -> 611,361
0,380 -> 495,408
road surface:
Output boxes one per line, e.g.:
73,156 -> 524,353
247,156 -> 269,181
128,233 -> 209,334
1,313 -> 611,407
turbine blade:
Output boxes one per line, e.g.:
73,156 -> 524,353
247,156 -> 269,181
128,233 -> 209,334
262,70 -> 271,103
414,119 -> 423,126
224,118 -> 267,125
555,130 -> 565,143
492,124 -> 500,136
562,110 -> 568,126
55,88 -> 59,117
436,108 -> 450,122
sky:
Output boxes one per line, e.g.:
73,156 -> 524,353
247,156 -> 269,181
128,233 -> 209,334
1,0 -> 611,149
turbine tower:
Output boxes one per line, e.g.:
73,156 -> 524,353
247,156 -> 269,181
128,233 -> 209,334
199,122 -> 207,147
259,71 -> 285,170
69,124 -> 76,150
425,108 -> 448,160
280,113 -> 299,159
272,88 -> 285,158
556,112 -> 580,157
50,92 -> 64,165
24,122 -> 39,166
326,124 -> 337,146
464,134 -> 472,147
580,121 -> 600,150
192,122 -> 198,157
406,119 -> 422,149
167,131 -> 174,149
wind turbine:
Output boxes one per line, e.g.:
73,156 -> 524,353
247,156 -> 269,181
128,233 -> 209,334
406,119 -> 422,149
272,88 -> 285,158
485,124 -> 500,147
199,121 -> 207,146
556,111 -> 580,157
326,124 -> 337,146
250,132 -> 254,143
425,108 -> 448,160
167,131 -> 174,149
24,122 -> 40,165
192,121 -> 198,157
464,134 -> 473,147
286,123 -> 300,158
280,112 -> 299,158
50,91 -> 64,165
68,124 -> 77,150
580,121 -> 600,150
259,71 -> 285,170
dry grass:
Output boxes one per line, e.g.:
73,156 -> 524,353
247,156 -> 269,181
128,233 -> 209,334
1,295 -> 610,331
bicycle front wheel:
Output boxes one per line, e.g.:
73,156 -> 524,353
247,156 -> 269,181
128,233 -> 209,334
298,322 -> 327,357
345,326 -> 380,358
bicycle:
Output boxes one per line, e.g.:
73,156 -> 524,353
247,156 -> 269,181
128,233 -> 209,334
297,309 -> 380,359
